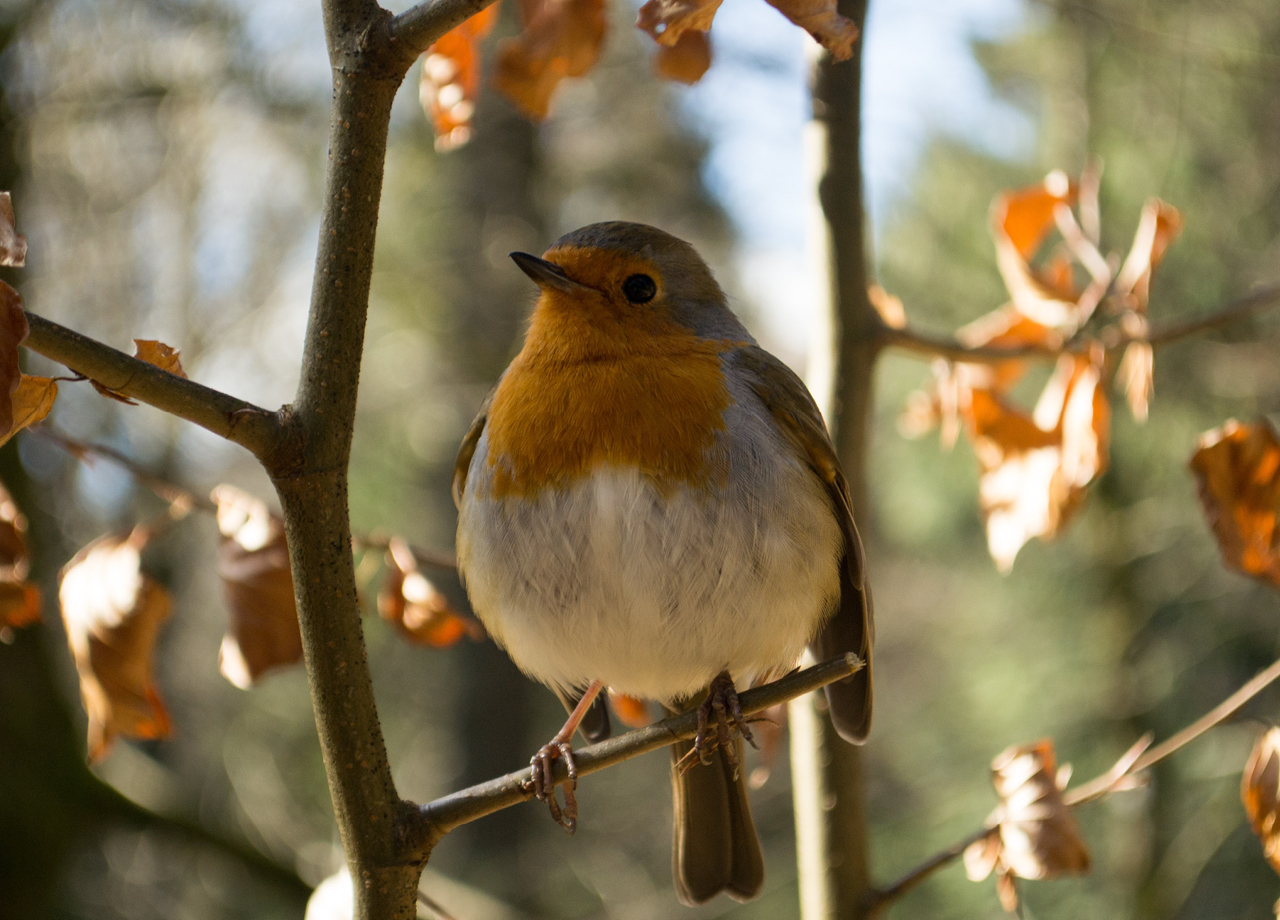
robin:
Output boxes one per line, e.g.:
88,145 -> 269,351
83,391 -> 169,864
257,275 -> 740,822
453,222 -> 873,905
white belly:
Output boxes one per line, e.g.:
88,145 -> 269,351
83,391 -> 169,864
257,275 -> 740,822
456,415 -> 843,701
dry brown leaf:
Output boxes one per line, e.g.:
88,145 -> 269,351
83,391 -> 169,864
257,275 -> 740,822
0,281 -> 28,438
493,0 -> 607,120
0,481 -> 41,630
1243,727 -> 1280,874
761,0 -> 858,59
89,379 -> 138,405
132,339 -> 188,379
0,192 -> 27,267
608,690 -> 653,728
420,5 -> 500,151
1189,419 -> 1280,588
58,527 -> 172,762
963,740 -> 1090,913
636,0 -> 721,47
2,375 -> 58,448
652,28 -> 711,84
1116,198 -> 1183,309
973,352 -> 1109,571
1117,340 -> 1154,422
868,284 -> 906,330
211,484 -> 302,688
378,536 -> 482,647
992,170 -> 1082,332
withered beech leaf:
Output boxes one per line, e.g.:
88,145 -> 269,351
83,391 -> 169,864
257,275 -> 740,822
652,28 -> 711,85
211,484 -> 302,688
58,527 -> 172,762
963,740 -> 1090,913
636,0 -> 721,47
1243,727 -> 1280,874
761,0 -> 858,60
378,536 -> 482,648
1115,198 -> 1183,309
0,281 -> 28,438
0,192 -> 27,267
132,339 -> 188,379
1,374 -> 58,448
992,170 -> 1082,332
974,352 -> 1109,572
1189,419 -> 1280,588
0,481 -> 40,630
1117,340 -> 1154,422
90,379 -> 138,405
492,0 -> 607,120
420,5 -> 500,151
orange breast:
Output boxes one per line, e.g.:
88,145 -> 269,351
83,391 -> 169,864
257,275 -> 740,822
484,302 -> 739,499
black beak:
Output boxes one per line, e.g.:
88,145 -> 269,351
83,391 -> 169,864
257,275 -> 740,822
510,252 -> 591,293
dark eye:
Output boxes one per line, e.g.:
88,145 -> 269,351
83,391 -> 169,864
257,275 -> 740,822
621,273 -> 657,304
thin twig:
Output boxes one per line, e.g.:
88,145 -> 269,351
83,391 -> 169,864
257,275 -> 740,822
22,313 -> 286,467
389,0 -> 500,57
879,280 -> 1280,364
32,424 -> 459,571
864,653 -> 1280,912
403,654 -> 864,854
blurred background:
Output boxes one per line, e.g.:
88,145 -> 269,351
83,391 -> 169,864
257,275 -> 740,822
3,0 -> 1280,917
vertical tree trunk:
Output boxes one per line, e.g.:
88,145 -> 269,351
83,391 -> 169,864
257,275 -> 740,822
792,1 -> 878,917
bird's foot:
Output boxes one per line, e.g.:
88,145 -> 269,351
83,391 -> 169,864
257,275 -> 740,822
693,671 -> 759,773
528,740 -> 579,834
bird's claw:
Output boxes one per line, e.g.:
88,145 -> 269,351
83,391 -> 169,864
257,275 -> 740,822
692,672 -> 758,774
528,740 -> 579,834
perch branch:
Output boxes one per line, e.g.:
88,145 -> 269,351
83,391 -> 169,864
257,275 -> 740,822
21,313 -> 283,464
402,654 -> 865,855
389,0 -> 501,57
878,280 -> 1280,364
863,653 -> 1280,913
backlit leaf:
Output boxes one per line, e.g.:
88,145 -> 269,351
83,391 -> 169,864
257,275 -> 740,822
991,171 -> 1082,332
420,5 -> 500,151
1115,198 -> 1183,309
964,740 -> 1090,912
0,281 -> 28,438
0,192 -> 27,267
1243,727 -> 1280,875
211,484 -> 301,688
492,0 -> 607,120
59,527 -> 172,762
1189,419 -> 1280,588
761,0 -> 858,59
2,374 -> 58,447
0,482 -> 40,631
132,339 -> 188,379
652,28 -> 711,84
378,536 -> 482,647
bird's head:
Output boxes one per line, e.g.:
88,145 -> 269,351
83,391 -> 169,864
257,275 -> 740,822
510,222 -> 750,354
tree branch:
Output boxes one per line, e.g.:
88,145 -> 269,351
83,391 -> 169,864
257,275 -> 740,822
863,653 -> 1280,913
21,313 -> 285,466
389,0 -> 500,58
402,654 -> 865,856
878,280 -> 1280,365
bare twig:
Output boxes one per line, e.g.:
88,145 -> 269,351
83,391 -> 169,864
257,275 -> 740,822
878,280 -> 1280,364
404,654 -> 865,854
22,313 -> 285,466
865,654 -> 1280,912
389,0 -> 500,57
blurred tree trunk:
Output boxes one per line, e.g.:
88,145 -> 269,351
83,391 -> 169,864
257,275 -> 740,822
792,1 -> 877,917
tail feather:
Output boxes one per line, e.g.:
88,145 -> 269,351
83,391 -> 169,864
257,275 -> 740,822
670,736 -> 764,905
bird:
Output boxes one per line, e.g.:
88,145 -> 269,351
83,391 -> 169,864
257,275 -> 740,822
453,221 -> 873,905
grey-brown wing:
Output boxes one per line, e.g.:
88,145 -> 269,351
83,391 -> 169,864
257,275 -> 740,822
452,387 -> 496,510
731,346 -> 873,744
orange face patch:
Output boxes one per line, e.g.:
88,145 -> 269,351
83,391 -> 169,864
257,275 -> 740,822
485,246 -> 741,498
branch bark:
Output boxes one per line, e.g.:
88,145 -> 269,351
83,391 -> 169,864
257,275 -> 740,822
390,0 -> 498,56
403,654 -> 865,856
21,313 -> 285,465
878,279 -> 1280,364
797,2 -> 876,918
